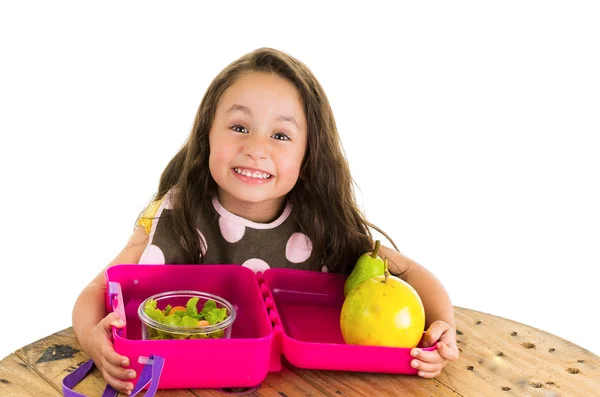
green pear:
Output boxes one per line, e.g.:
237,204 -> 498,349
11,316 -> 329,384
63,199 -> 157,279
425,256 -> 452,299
344,240 -> 385,297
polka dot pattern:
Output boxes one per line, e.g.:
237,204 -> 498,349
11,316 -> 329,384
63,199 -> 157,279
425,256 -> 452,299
141,192 -> 314,269
219,216 -> 246,243
285,232 -> 313,263
143,244 -> 165,265
242,258 -> 271,273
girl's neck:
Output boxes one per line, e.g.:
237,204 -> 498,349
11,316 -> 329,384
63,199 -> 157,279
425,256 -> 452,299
217,190 -> 287,223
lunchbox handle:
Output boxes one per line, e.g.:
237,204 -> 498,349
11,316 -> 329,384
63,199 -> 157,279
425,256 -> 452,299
62,355 -> 164,397
107,282 -> 127,339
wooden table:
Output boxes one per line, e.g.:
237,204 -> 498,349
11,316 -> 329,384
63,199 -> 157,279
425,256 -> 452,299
1,307 -> 599,397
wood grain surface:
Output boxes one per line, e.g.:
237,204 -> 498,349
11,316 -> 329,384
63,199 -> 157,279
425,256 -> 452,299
1,307 -> 598,397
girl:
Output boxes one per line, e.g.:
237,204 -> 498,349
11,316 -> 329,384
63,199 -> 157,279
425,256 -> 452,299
72,47 -> 459,394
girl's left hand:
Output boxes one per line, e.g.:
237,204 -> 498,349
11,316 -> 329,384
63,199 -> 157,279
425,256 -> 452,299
410,320 -> 459,378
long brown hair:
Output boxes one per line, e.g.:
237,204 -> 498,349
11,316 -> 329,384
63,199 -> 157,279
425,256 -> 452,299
145,47 -> 396,273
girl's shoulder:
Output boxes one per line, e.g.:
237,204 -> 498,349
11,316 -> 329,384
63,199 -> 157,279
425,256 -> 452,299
136,196 -> 165,234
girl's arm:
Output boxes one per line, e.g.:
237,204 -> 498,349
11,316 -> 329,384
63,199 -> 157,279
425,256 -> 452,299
71,227 -> 148,393
379,245 -> 459,378
378,246 -> 455,330
72,227 -> 149,349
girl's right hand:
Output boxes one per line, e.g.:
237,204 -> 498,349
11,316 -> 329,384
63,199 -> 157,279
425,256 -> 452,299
88,312 -> 136,395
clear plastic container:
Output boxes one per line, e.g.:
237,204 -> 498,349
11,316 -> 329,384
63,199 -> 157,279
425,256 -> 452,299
137,290 -> 236,340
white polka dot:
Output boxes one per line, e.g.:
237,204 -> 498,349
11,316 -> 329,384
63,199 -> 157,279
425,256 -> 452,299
197,229 -> 208,256
142,244 -> 165,265
285,233 -> 313,263
242,258 -> 271,273
219,216 -> 245,243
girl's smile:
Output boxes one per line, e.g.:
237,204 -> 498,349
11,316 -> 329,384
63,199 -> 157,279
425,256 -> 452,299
232,166 -> 274,183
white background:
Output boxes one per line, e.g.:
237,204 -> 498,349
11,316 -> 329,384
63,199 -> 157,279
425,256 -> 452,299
1,1 -> 599,361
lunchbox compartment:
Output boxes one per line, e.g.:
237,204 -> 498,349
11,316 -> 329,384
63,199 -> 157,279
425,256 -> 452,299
261,268 -> 436,374
262,268 -> 347,344
106,265 -> 274,389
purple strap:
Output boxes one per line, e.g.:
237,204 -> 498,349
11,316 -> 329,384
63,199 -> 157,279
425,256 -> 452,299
62,355 -> 164,397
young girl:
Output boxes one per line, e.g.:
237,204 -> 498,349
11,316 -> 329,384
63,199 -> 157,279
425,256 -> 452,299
72,47 -> 459,394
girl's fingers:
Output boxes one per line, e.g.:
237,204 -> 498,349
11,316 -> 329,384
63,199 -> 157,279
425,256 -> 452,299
104,312 -> 126,329
101,342 -> 134,380
101,369 -> 134,395
410,326 -> 457,379
417,369 -> 442,379
422,321 -> 450,347
411,348 -> 445,364
438,342 -> 460,361
103,345 -> 130,368
411,358 -> 444,374
103,358 -> 136,382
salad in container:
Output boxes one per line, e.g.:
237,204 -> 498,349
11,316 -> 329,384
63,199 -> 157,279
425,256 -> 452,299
137,290 -> 236,340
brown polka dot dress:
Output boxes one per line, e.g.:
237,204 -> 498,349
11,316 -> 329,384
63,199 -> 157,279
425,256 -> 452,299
138,191 -> 325,272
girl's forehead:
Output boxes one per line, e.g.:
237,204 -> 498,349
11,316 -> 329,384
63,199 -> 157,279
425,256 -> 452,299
217,72 -> 305,118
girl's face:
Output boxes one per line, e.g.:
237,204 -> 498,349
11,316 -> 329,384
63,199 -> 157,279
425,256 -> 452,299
209,72 -> 307,220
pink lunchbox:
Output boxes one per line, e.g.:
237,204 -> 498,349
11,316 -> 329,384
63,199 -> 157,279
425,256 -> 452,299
64,264 -> 437,395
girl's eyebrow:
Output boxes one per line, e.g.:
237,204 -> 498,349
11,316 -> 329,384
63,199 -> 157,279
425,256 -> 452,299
227,104 -> 252,115
227,104 -> 299,129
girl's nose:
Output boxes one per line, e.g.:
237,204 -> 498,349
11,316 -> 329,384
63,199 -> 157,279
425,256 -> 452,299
243,134 -> 268,160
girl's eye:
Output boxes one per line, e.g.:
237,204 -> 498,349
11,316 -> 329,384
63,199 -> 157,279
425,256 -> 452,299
272,132 -> 290,141
231,125 -> 248,133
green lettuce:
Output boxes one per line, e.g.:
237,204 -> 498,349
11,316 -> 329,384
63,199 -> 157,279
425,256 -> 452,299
143,297 -> 229,340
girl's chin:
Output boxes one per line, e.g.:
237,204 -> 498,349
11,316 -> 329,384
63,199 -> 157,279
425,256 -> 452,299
221,188 -> 274,204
